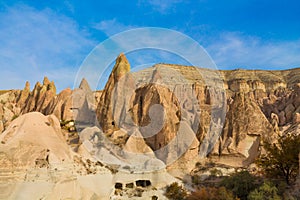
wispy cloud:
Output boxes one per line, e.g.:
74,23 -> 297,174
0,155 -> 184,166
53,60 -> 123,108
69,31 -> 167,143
204,32 -> 300,70
93,18 -> 300,72
139,0 -> 184,14
1,4 -> 299,92
93,19 -> 136,36
0,4 -> 95,91
76,27 -> 217,90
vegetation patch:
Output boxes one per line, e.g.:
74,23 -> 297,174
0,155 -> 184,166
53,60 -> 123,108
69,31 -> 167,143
257,134 -> 300,185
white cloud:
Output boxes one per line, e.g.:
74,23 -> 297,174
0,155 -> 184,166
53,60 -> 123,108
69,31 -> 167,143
93,19 -> 136,36
0,4 -> 96,91
205,32 -> 300,70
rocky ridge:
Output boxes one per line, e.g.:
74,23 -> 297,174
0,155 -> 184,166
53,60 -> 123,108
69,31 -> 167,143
0,76 -> 100,132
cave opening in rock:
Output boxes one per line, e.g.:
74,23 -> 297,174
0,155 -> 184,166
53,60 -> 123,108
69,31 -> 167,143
136,180 -> 151,187
115,182 -> 123,189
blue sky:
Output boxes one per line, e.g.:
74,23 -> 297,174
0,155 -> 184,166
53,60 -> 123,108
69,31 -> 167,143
0,0 -> 300,91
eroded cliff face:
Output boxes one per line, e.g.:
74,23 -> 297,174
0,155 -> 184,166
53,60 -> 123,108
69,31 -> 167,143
2,54 -> 300,171
222,69 -> 300,123
211,92 -> 275,166
129,84 -> 182,163
95,54 -> 300,169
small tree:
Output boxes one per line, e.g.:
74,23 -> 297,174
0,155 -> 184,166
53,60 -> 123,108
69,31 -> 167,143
257,134 -> 300,185
165,182 -> 188,200
248,181 -> 281,200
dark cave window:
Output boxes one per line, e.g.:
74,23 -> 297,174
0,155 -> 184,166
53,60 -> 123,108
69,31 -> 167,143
152,196 -> 158,200
136,180 -> 151,187
115,182 -> 123,189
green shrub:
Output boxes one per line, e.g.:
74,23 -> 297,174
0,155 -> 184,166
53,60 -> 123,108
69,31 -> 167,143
165,182 -> 188,200
220,171 -> 258,200
257,134 -> 300,185
248,181 -> 281,200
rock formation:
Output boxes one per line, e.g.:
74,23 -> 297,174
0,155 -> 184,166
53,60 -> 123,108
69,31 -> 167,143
16,81 -> 30,107
96,53 -> 133,135
11,76 -> 99,126
21,77 -> 56,113
212,92 -> 275,166
2,54 -> 300,198
1,112 -> 167,200
0,112 -> 73,173
129,84 -> 182,162
1,54 -> 300,173
72,78 -> 97,127
95,54 -> 300,170
0,90 -> 22,131
45,87 -> 73,120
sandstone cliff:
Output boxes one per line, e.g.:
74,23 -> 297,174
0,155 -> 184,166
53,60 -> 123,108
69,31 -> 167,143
95,54 -> 300,170
1,54 -> 300,171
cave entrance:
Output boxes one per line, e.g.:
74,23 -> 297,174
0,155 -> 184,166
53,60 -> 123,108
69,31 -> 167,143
136,180 -> 151,187
115,182 -> 123,189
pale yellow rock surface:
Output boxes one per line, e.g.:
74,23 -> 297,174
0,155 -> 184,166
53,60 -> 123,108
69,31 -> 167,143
0,112 -> 72,167
124,128 -> 153,154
